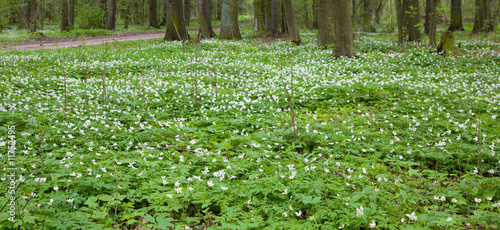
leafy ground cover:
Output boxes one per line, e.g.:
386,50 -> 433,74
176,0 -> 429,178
0,31 -> 499,229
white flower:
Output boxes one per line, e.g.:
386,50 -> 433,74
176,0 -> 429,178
356,206 -> 364,217
401,218 -> 405,223
440,196 -> 446,202
207,180 -> 214,187
282,212 -> 288,217
162,180 -> 168,185
175,181 -> 180,187
174,187 -> 182,194
221,186 -> 228,190
53,186 -> 59,191
282,189 -> 288,195
67,198 -> 74,203
188,187 -> 194,191
474,198 -> 481,203
452,198 -> 458,203
338,224 -> 345,229
369,220 -> 376,228
406,212 -> 418,221
446,217 -> 453,222
295,210 -> 302,217
487,197 -> 493,201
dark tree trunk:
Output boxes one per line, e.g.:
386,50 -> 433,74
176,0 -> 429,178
254,0 -> 265,31
61,0 -> 69,31
184,0 -> 191,26
165,0 -> 170,25
302,0 -> 310,28
68,0 -> 74,29
429,0 -> 439,45
269,0 -> 279,37
312,0 -> 318,29
107,0 -> 117,30
220,0 -> 241,39
318,0 -> 335,47
200,0 -> 216,37
264,0 -> 271,30
332,0 -> 355,58
30,0 -> 37,32
374,0 -> 383,24
472,0 -> 493,33
196,0 -> 215,38
424,0 -> 431,34
125,0 -> 131,29
283,0 -> 301,44
39,0 -> 44,30
149,0 -> 159,28
280,1 -> 286,33
20,0 -> 29,29
165,0 -> 189,40
395,0 -> 421,43
363,0 -> 375,32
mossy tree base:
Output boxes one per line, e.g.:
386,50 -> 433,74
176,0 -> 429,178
436,31 -> 460,57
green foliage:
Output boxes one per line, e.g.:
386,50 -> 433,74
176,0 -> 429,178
0,33 -> 499,229
75,2 -> 105,29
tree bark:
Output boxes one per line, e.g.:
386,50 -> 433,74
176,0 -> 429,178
264,0 -> 271,30
269,0 -> 279,37
254,0 -> 265,31
39,0 -> 44,30
30,0 -> 37,32
283,0 -> 301,44
61,0 -> 69,31
318,0 -> 335,47
164,0 -> 189,40
374,0 -> 384,24
184,0 -> 191,26
125,0 -> 131,29
220,0 -> 241,39
424,0 -> 431,34
472,0 -> 493,33
149,0 -> 159,28
363,0 -> 375,32
68,0 -> 74,29
195,0 -> 210,38
199,0 -> 216,37
429,0 -> 439,46
395,0 -> 421,43
312,0 -> 318,29
107,0 -> 117,30
332,0 -> 355,58
20,0 -> 29,29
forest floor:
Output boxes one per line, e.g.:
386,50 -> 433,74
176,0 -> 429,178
1,19 -> 255,51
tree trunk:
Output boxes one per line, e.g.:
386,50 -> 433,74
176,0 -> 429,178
149,0 -> 159,28
30,0 -> 37,32
283,0 -> 301,44
165,0 -> 189,40
184,0 -> 191,26
318,0 -> 335,47
254,0 -> 265,31
302,0 -> 310,28
39,0 -> 44,30
374,0 -> 383,24
424,0 -> 431,34
280,1 -> 286,33
200,0 -> 216,37
312,0 -> 318,29
472,0 -> 493,33
125,0 -> 131,29
107,0 -> 117,30
269,0 -> 279,37
220,0 -> 241,39
61,0 -> 69,31
196,0 -> 210,38
20,0 -> 29,29
363,0 -> 375,32
68,0 -> 74,29
395,0 -> 421,43
332,0 -> 355,58
165,0 -> 170,26
429,0 -> 438,46
264,0 -> 271,30
436,30 -> 459,56
99,0 -> 107,28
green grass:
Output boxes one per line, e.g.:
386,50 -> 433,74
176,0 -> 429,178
0,31 -> 499,229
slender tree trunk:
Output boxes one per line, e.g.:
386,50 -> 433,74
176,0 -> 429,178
280,1 -> 286,33
107,0 -> 117,30
164,0 -> 189,40
472,0 -> 493,33
19,0 -> 29,29
429,0 -> 438,46
333,0 -> 355,58
395,0 -> 421,43
269,0 -> 279,37
302,0 -> 310,28
196,0 -> 210,38
254,0 -> 265,31
283,0 -> 301,44
200,0 -> 216,37
424,0 -> 431,34
61,0 -> 69,31
264,0 -> 271,30
318,0 -> 335,47
125,0 -> 131,29
39,0 -> 44,30
30,0 -> 37,32
312,0 -> 318,29
68,0 -> 74,29
149,0 -> 159,28
99,0 -> 107,28
220,0 -> 241,39
363,0 -> 375,32
184,0 -> 191,26
165,0 -> 170,26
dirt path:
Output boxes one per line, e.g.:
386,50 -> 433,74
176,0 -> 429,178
2,19 -> 254,51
